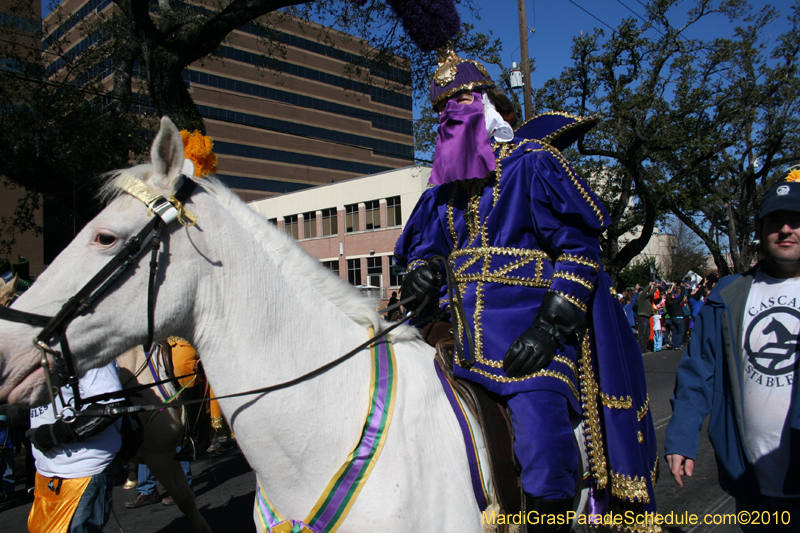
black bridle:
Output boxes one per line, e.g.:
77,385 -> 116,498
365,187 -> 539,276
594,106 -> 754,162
0,175 -> 198,419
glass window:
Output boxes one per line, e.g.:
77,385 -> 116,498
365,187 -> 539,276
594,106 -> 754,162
347,258 -> 361,285
345,204 -> 359,233
364,200 -> 380,230
268,218 -> 277,226
386,196 -> 401,227
303,211 -> 317,239
284,215 -> 298,239
389,256 -> 405,287
321,208 -> 337,236
322,260 -> 339,276
367,256 -> 382,287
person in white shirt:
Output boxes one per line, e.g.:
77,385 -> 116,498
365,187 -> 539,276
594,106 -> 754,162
26,361 -> 127,533
666,174 -> 800,532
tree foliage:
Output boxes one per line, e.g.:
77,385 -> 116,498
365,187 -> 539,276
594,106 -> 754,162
532,0 -> 800,280
0,0 -> 154,261
661,218 -> 708,282
47,0 -> 500,134
1,0 -> 499,259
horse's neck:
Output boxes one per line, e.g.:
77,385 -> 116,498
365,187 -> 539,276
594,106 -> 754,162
184,217 -> 373,514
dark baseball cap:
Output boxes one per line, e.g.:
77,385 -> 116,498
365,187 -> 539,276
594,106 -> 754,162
759,181 -> 800,219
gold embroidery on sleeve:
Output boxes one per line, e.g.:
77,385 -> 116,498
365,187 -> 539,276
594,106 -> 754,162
600,393 -> 633,409
555,253 -> 601,271
553,271 -> 595,291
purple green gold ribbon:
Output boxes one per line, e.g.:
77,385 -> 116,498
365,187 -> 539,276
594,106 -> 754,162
434,362 -> 489,510
256,327 -> 397,533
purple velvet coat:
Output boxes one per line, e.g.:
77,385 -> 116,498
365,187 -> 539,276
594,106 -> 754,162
395,113 -> 659,520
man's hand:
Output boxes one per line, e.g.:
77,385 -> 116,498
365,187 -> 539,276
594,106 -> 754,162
504,324 -> 559,377
666,454 -> 695,487
400,261 -> 441,313
503,292 -> 585,378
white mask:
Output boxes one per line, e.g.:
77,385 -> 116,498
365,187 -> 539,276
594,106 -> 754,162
482,92 -> 514,142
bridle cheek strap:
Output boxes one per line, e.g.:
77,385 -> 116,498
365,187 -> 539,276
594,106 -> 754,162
0,174 -> 197,419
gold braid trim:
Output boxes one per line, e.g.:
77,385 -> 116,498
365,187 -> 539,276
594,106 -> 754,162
610,470 -> 650,504
652,456 -> 659,487
449,247 -> 552,287
579,331 -> 608,489
600,393 -> 633,409
455,274 -> 550,288
539,113 -> 601,147
451,247 -> 551,260
447,185 -> 458,245
465,365 -> 581,400
556,253 -> 601,271
167,336 -> 189,344
552,271 -> 595,291
475,354 -> 578,380
551,290 -> 588,313
407,259 -> 427,272
431,80 -> 496,107
637,394 -> 650,421
540,145 -> 607,226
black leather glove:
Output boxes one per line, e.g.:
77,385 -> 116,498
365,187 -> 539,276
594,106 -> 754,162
401,260 -> 441,313
26,421 -> 76,453
503,292 -> 586,378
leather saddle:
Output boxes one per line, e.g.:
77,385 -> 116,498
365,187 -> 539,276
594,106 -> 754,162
425,322 -> 522,517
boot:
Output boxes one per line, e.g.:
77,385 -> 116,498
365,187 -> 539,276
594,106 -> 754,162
525,495 -> 574,533
174,385 -> 211,461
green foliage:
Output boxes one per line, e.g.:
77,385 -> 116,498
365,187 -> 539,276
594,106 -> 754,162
618,257 -> 656,289
0,0 -> 155,261
531,0 -> 800,280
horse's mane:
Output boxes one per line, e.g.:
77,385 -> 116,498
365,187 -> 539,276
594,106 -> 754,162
102,166 -> 419,343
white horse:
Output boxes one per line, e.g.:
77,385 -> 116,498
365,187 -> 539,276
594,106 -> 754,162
117,346 -> 212,533
0,117 -> 488,531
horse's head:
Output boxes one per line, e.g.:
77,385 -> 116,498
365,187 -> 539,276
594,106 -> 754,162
0,117 -> 200,406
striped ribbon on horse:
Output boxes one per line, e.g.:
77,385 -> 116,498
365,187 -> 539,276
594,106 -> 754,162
256,327 -> 397,533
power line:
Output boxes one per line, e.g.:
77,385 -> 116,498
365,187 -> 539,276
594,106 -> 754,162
566,0 -> 615,31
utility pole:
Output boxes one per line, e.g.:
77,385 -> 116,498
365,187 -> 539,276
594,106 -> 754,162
517,0 -> 533,121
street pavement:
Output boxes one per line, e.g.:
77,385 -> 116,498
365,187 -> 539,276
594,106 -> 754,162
1,347 -> 740,532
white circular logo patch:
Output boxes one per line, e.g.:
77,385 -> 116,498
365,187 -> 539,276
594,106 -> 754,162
777,185 -> 790,196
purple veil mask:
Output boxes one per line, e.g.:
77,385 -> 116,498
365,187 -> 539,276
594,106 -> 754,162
430,93 -> 497,186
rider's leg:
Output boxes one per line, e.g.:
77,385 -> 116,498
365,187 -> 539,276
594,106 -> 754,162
507,390 -> 577,533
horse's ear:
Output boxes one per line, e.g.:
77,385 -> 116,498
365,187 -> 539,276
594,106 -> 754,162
0,274 -> 18,306
151,116 -> 185,194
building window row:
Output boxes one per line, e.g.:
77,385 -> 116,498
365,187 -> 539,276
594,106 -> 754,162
280,196 -> 402,239
186,70 -> 413,136
197,104 -> 413,160
329,255 -> 406,289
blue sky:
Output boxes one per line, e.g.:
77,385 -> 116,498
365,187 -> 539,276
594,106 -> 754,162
460,0 -> 794,87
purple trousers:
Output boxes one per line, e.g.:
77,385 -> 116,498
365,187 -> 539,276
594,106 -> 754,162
507,389 -> 579,499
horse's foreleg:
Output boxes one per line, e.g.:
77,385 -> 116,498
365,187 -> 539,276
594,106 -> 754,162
146,453 -> 212,533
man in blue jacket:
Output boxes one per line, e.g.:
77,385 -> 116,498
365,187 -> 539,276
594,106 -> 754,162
665,174 -> 800,530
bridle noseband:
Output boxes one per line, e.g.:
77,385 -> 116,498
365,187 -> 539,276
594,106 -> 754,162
0,174 -> 197,419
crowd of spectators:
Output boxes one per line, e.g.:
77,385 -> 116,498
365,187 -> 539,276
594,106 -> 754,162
618,271 -> 720,354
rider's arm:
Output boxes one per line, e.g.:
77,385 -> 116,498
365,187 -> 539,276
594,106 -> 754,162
395,188 -> 449,319
528,149 -> 608,317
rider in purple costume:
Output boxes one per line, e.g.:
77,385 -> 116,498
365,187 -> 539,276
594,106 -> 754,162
396,50 -> 659,532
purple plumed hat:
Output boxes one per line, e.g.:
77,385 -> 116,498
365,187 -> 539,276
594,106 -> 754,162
430,48 -> 494,108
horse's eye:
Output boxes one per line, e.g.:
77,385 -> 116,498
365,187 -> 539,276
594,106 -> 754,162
96,233 -> 116,246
